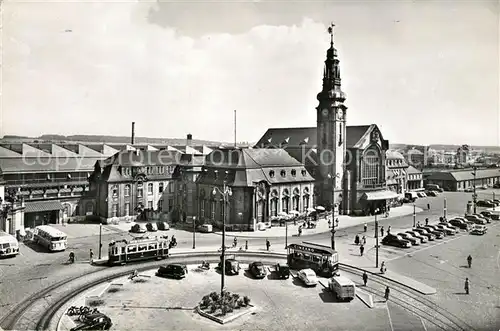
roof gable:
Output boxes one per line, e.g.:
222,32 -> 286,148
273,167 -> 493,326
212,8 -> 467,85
0,145 -> 21,157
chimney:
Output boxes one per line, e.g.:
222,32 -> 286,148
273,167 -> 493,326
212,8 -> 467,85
131,122 -> 135,145
186,133 -> 192,146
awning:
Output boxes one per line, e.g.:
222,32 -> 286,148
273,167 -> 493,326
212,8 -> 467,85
362,190 -> 399,201
24,200 -> 64,213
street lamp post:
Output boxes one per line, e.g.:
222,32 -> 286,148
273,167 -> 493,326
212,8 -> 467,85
443,198 -> 447,220
412,203 -> 416,228
328,173 -> 340,217
374,208 -> 380,268
98,223 -> 102,259
192,216 -> 196,249
493,192 -> 496,211
212,181 -> 232,301
330,218 -> 340,250
472,166 -> 477,214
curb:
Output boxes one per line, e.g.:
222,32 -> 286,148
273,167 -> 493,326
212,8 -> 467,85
355,288 -> 374,308
196,305 -> 256,324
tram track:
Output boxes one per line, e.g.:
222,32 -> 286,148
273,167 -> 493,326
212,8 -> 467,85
0,251 -> 286,331
339,263 -> 474,331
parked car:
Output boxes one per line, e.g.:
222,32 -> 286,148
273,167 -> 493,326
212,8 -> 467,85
249,261 -> 267,279
484,199 -> 498,207
422,226 -> 445,239
448,219 -> 469,230
130,223 -> 147,233
417,192 -> 427,198
480,211 -> 500,220
476,200 -> 495,207
493,183 -> 500,188
274,263 -> 290,279
381,234 -> 411,248
473,214 -> 491,224
398,232 -> 420,246
156,221 -> 170,231
465,215 -> 487,225
146,222 -> 158,232
297,268 -> 318,286
156,264 -> 188,279
405,230 -> 427,243
218,257 -> 240,275
464,187 -> 474,193
329,276 -> 356,301
71,312 -> 112,331
491,199 -> 500,206
426,190 -> 438,197
435,224 -> 456,235
412,228 -> 436,241
197,224 -> 213,233
470,224 -> 487,235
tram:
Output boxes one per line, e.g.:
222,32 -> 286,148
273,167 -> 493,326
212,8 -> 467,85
286,242 -> 339,277
108,236 -> 170,266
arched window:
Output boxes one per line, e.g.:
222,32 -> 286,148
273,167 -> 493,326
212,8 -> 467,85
270,190 -> 278,217
281,189 -> 290,213
362,147 -> 380,187
124,185 -> 131,197
292,188 -> 300,211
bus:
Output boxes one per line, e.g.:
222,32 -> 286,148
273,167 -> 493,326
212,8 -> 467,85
33,225 -> 68,252
108,236 -> 170,266
0,231 -> 20,257
287,242 -> 339,277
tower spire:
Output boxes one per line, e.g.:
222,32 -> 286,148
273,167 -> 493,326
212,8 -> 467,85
328,22 -> 335,48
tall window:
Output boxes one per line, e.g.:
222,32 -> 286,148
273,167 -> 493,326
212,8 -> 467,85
302,195 -> 309,211
158,199 -> 163,211
362,148 -> 380,187
112,204 -> 118,217
112,185 -> 118,197
270,198 -> 278,217
148,200 -> 153,209
137,183 -> 143,198
124,203 -> 130,216
124,185 -> 130,197
147,183 -> 153,194
159,182 -> 164,193
169,182 -> 174,193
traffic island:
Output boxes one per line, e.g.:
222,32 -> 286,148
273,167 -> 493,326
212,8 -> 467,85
196,291 -> 255,324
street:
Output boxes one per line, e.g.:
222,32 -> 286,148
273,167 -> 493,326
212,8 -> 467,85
1,191 -> 499,330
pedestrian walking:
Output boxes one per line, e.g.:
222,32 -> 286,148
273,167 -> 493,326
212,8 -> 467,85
387,226 -> 391,234
384,286 -> 390,301
362,271 -> 368,286
298,226 -> 302,237
467,255 -> 472,268
362,235 -> 366,245
354,234 -> 360,245
266,239 -> 271,251
328,219 -> 332,228
425,218 -> 429,226
380,226 -> 384,237
360,245 -> 364,256
464,278 -> 470,294
245,240 -> 248,251
427,203 -> 430,210
89,249 -> 94,261
416,221 -> 421,228
364,223 -> 367,232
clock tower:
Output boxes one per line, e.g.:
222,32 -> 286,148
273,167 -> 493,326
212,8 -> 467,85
316,23 -> 347,214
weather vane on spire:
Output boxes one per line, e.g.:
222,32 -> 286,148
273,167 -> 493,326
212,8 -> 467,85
327,22 -> 335,46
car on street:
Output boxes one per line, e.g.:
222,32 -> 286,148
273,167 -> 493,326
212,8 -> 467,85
435,224 -> 457,235
249,261 -> 267,279
417,192 -> 427,198
274,263 -> 290,279
156,221 -> 170,230
218,257 -> 240,275
470,224 -> 487,235
448,218 -> 469,230
412,228 -> 436,241
473,214 -> 491,224
476,200 -> 495,207
464,187 -> 474,193
480,211 -> 500,220
130,223 -> 147,233
297,268 -> 318,286
405,230 -> 427,243
465,215 -> 487,225
422,226 -> 445,239
397,232 -> 420,245
381,234 -> 411,248
156,264 -> 188,279
197,224 -> 213,233
425,190 -> 438,197
146,222 -> 158,232
493,199 -> 500,205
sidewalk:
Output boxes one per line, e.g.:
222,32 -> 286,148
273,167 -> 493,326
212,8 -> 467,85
214,205 -> 424,238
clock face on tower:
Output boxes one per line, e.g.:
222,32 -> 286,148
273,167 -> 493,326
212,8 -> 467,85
322,108 -> 329,117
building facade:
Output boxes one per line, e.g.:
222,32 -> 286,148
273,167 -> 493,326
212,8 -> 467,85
196,148 -> 315,231
407,166 -> 424,191
425,168 -> 500,192
386,150 -> 408,196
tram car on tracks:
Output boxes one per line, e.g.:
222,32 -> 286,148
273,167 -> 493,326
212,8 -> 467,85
108,236 -> 170,265
286,242 -> 339,277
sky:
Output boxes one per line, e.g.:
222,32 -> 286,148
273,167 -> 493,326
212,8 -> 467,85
2,0 -> 499,146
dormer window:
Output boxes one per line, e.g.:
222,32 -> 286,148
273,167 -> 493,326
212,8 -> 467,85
269,170 -> 275,178
301,169 -> 307,176
280,170 -> 286,177
291,169 -> 296,177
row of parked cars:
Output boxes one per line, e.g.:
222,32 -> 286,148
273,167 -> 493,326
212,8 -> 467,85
382,213 -> 493,248
130,222 -> 214,234
476,199 -> 500,208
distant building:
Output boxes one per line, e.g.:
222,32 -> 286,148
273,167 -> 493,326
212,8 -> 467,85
386,150 -> 409,199
425,168 -> 500,191
407,166 -> 424,191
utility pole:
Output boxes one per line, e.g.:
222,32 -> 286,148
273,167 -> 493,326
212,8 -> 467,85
472,166 -> 477,214
98,223 -> 102,259
443,197 -> 447,220
375,211 -> 379,268
192,216 -> 196,249
330,218 -> 339,250
284,221 -> 288,249
412,203 -> 416,227
493,192 -> 496,211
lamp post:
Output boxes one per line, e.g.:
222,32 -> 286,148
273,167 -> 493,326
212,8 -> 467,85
493,192 -> 496,211
472,166 -> 477,214
285,219 -> 288,249
192,216 -> 196,249
412,203 -> 416,227
98,223 -> 102,259
330,218 -> 340,250
374,208 -> 380,268
212,181 -> 232,301
443,198 -> 447,220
